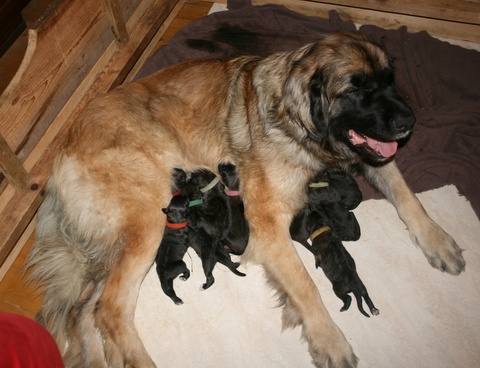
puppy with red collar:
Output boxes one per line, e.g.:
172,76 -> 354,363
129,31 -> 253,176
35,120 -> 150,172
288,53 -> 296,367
155,193 -> 191,305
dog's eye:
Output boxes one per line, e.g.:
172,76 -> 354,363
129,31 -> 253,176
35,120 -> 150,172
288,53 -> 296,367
344,87 -> 359,95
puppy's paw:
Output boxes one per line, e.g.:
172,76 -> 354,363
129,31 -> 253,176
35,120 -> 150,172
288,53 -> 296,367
201,276 -> 215,290
179,270 -> 190,281
411,221 -> 466,275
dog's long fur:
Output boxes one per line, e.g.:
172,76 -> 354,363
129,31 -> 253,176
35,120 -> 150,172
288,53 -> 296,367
26,32 -> 465,367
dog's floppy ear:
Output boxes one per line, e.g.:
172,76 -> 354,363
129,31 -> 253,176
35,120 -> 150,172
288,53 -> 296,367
282,43 -> 329,143
308,71 -> 328,142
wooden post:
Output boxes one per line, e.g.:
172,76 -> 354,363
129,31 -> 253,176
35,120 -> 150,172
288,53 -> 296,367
0,134 -> 28,191
102,0 -> 129,47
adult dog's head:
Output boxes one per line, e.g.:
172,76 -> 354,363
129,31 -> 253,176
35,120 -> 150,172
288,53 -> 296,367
282,32 -> 415,164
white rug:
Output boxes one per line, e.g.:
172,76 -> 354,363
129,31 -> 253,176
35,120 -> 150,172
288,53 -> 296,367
135,185 -> 480,367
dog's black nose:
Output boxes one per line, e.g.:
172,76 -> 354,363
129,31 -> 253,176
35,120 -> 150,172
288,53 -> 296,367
393,113 -> 416,132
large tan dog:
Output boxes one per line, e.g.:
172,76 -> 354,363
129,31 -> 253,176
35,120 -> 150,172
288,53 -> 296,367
26,32 -> 465,367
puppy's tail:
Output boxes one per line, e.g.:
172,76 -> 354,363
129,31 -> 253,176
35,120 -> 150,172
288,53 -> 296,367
25,182 -> 88,353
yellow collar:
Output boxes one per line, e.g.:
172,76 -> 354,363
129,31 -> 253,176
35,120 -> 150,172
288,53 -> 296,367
310,226 -> 331,242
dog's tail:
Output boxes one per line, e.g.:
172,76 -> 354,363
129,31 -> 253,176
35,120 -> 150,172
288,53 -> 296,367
25,180 -> 89,352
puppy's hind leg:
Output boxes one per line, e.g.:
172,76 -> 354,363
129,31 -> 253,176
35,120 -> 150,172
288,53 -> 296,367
339,294 -> 352,313
215,248 -> 246,277
363,293 -> 379,316
159,262 -> 190,305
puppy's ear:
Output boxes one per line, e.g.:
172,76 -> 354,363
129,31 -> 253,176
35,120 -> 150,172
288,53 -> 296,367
308,71 -> 328,142
162,208 -> 168,214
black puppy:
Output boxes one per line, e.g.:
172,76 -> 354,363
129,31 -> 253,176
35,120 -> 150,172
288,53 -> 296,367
290,169 -> 378,317
309,210 -> 379,317
306,169 -> 362,241
218,163 -> 249,255
155,194 -> 191,305
182,169 -> 245,290
291,204 -> 379,317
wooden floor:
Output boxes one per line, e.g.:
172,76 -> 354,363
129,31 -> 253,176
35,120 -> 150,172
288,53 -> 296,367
0,0 -> 214,320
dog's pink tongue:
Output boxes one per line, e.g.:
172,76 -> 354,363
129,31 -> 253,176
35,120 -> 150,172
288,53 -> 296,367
349,129 -> 398,158
365,137 -> 398,158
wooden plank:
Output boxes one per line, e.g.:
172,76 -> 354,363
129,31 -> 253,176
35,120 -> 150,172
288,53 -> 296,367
223,0 -> 480,43
0,219 -> 41,318
125,0 -> 186,81
0,0 -> 179,267
0,217 -> 35,283
0,0 -> 114,163
309,1 -> 480,25
22,0 -> 64,30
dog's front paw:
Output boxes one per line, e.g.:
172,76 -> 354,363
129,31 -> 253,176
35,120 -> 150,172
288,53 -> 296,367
411,221 -> 465,275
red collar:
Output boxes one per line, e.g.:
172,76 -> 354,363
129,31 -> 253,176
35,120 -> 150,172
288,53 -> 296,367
165,221 -> 188,229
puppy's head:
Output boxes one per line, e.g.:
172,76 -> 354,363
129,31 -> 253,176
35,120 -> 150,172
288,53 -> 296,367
218,163 -> 240,190
163,195 -> 190,223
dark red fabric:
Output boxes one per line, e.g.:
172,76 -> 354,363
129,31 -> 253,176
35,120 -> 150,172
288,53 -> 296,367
0,313 -> 63,368
135,0 -> 480,218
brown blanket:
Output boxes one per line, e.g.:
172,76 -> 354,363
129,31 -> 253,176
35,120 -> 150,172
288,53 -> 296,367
135,0 -> 480,218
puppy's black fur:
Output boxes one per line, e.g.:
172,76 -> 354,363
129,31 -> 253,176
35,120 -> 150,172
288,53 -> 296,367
183,170 -> 246,290
307,169 -> 362,241
171,167 -> 187,194
155,194 -> 191,305
218,163 -> 249,255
